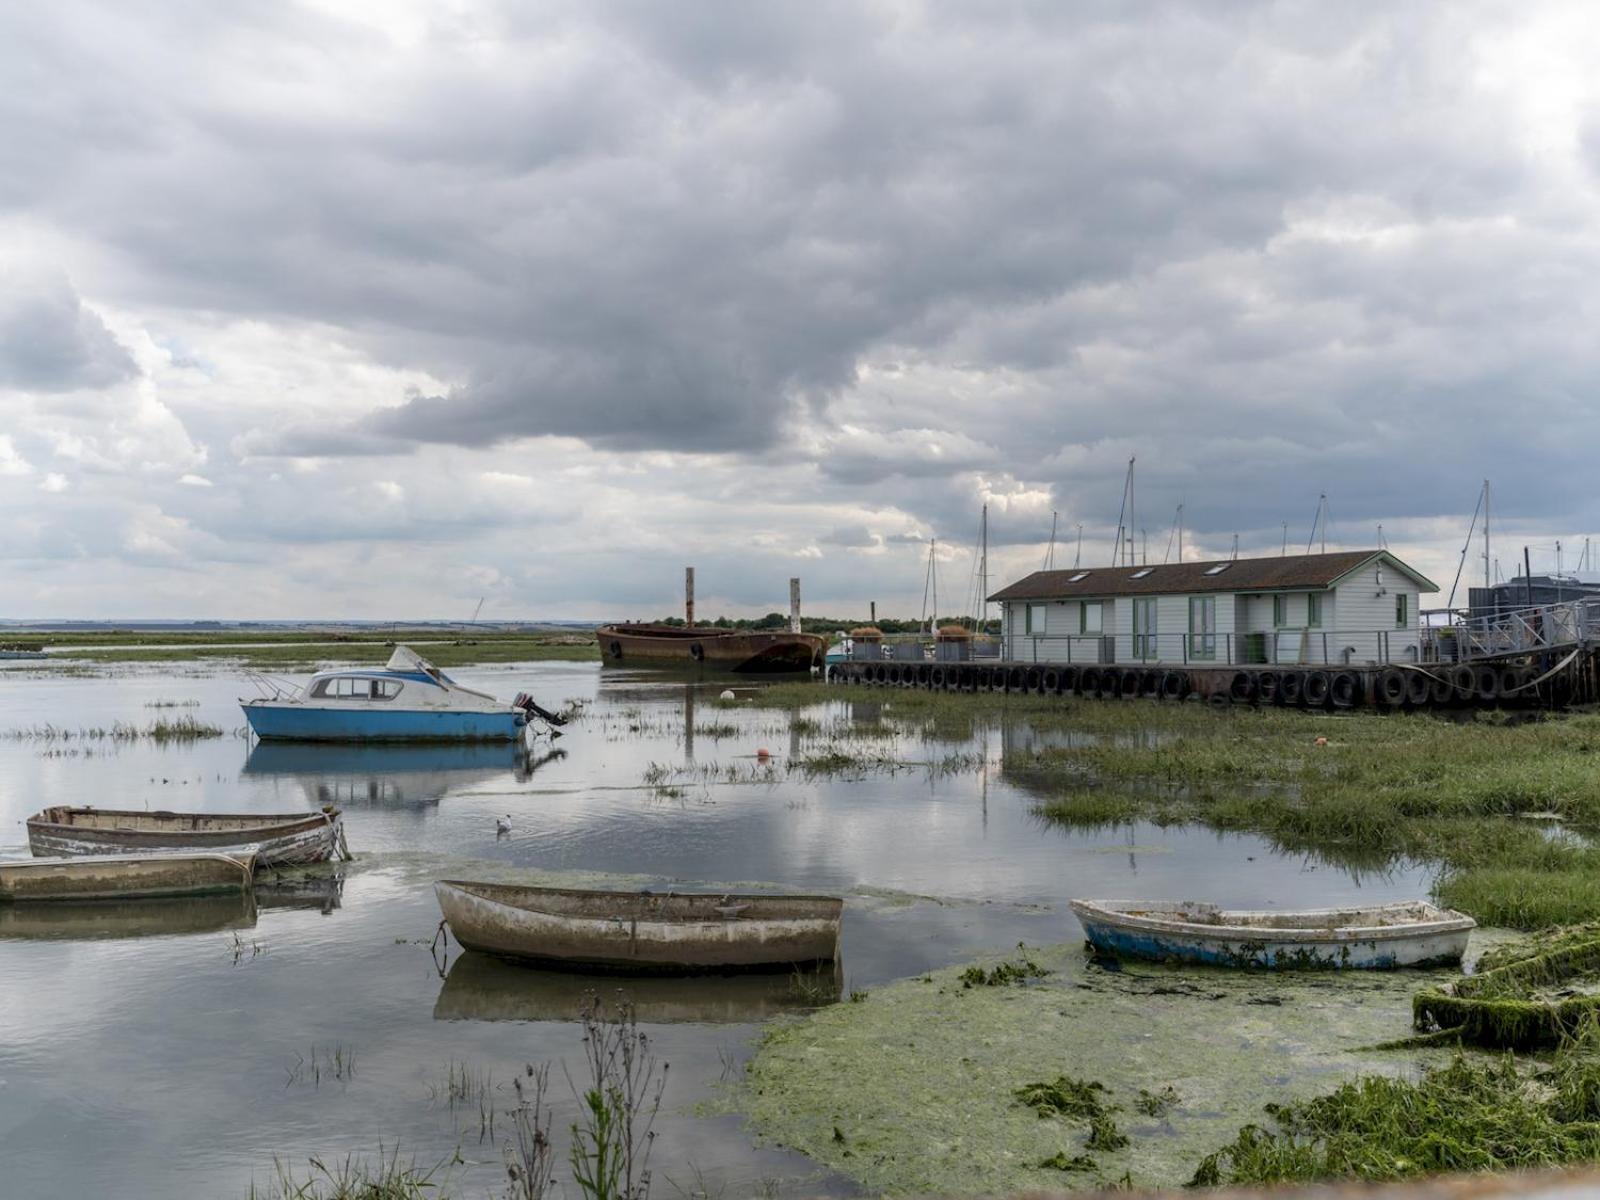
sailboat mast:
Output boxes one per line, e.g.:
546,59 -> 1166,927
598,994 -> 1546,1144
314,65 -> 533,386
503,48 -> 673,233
1483,480 -> 1491,590
978,505 -> 988,631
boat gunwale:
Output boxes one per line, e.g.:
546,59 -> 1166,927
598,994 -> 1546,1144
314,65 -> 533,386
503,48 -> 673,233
1070,898 -> 1476,944
26,806 -> 338,839
437,879 -> 844,922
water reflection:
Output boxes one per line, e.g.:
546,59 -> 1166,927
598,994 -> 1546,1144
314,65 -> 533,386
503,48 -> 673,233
434,951 -> 842,1023
241,741 -> 564,809
256,871 -> 346,915
0,891 -> 258,940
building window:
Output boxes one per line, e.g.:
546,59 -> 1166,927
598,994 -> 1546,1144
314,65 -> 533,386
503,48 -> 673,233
1188,596 -> 1216,660
1203,562 -> 1231,575
1133,597 -> 1158,659
1081,601 -> 1104,635
1272,594 -> 1288,627
1396,593 -> 1408,628
1307,593 -> 1323,628
1026,603 -> 1047,635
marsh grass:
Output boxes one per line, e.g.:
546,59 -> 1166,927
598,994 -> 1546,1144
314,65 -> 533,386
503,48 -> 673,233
1190,1049 -> 1600,1186
4,716 -> 224,742
285,1044 -> 356,1088
248,1145 -> 455,1199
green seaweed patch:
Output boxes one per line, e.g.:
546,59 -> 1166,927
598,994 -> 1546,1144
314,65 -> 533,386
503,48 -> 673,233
1015,1075 -> 1110,1121
743,939 -> 1475,1194
1190,1051 -> 1600,1186
961,944 -> 1052,988
1086,1114 -> 1130,1152
1414,932 -> 1600,1050
1037,1151 -> 1098,1172
1135,1085 -> 1180,1117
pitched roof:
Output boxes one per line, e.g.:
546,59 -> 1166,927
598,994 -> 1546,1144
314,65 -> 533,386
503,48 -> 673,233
987,550 -> 1438,603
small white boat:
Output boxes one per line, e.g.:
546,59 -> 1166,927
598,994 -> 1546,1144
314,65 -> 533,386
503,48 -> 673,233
435,880 -> 843,973
1070,899 -> 1474,970
241,645 -> 565,742
0,851 -> 258,902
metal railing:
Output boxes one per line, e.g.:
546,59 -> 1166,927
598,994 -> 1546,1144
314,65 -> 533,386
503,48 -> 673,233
1000,629 -> 1419,667
1421,596 -> 1600,662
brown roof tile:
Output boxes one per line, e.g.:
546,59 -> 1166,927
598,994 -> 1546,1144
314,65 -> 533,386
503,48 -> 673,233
987,549 -> 1437,602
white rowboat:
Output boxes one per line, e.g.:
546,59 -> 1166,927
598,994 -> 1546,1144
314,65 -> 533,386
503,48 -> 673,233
435,880 -> 843,974
1070,898 -> 1474,969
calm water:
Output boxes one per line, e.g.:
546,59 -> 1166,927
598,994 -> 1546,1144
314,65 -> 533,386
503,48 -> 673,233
0,661 -> 1435,1198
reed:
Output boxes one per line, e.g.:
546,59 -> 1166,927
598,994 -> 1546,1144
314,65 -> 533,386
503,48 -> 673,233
248,1145 -> 453,1199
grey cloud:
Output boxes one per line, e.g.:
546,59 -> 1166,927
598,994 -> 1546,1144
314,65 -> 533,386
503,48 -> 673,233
818,524 -> 880,548
0,271 -> 136,392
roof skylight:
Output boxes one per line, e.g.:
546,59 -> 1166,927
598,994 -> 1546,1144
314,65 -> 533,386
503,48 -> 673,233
1130,568 -> 1154,578
1203,563 -> 1232,575
1067,571 -> 1089,582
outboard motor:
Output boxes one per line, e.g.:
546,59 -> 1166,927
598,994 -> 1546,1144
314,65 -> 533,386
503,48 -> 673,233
513,692 -> 568,729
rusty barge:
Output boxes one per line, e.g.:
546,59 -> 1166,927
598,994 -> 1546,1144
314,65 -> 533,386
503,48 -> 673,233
599,566 -> 825,672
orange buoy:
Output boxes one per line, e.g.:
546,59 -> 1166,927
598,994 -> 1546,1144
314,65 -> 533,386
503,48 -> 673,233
1314,736 -> 1328,746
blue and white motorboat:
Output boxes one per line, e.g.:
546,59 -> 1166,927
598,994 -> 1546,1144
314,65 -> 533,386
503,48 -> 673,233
241,646 -> 565,743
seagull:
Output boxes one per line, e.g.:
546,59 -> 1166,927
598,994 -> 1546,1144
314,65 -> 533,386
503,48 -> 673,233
495,814 -> 512,835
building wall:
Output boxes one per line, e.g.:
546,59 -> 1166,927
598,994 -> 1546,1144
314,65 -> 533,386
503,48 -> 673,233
998,560 -> 1428,666
1328,560 -> 1424,664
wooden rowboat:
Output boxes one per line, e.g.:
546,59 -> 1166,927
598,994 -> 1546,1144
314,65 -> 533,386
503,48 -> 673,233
1070,898 -> 1474,970
27,805 -> 344,866
435,880 -> 843,974
0,851 -> 258,902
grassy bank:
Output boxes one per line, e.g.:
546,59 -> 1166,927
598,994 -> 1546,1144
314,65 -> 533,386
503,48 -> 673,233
24,631 -> 598,669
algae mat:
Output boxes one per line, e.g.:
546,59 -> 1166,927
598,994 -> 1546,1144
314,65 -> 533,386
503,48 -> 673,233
743,939 -> 1506,1194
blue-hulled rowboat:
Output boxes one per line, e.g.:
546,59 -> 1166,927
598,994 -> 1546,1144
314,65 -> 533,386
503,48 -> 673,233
1070,898 -> 1474,969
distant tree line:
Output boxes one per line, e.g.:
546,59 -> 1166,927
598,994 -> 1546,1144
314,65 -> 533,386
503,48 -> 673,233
654,614 -> 1001,635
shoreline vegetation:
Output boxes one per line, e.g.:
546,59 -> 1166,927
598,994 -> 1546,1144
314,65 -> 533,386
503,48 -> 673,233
726,684 -> 1600,1192
5,629 -> 600,669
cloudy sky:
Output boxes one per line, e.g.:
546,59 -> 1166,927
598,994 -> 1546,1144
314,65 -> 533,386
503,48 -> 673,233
4,1 -> 1599,621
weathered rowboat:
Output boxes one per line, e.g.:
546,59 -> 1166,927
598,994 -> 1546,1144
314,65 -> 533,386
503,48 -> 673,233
435,880 -> 843,973
1070,899 -> 1474,970
433,951 -> 841,1022
27,805 -> 344,866
0,850 -> 258,902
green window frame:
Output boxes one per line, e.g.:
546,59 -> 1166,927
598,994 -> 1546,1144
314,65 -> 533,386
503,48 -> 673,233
1272,594 -> 1288,627
1133,597 -> 1158,659
1307,593 -> 1323,628
1395,593 -> 1408,628
1025,603 -> 1047,635
1188,596 -> 1216,660
1081,601 -> 1103,635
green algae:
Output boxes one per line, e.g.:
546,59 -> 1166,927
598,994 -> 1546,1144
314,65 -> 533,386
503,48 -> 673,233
743,941 -> 1483,1195
1414,927 -> 1600,1050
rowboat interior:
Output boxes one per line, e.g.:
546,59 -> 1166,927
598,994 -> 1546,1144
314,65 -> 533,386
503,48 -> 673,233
1097,901 -> 1457,930
31,807 -> 317,833
442,880 -> 842,923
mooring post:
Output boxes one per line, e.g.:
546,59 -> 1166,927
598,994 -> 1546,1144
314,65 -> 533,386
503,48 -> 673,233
685,567 -> 695,628
789,578 -> 801,634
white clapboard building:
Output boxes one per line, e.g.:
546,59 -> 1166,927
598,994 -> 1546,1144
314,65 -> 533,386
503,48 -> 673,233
987,549 -> 1438,666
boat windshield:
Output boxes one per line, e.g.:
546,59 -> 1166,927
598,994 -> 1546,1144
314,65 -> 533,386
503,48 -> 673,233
310,677 -> 404,701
